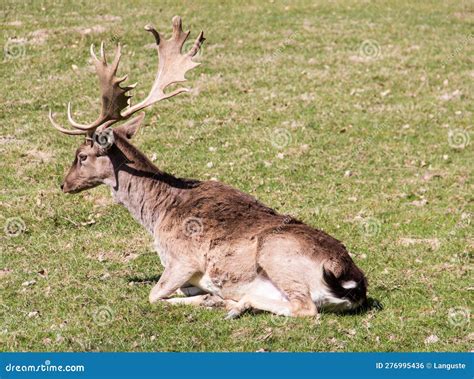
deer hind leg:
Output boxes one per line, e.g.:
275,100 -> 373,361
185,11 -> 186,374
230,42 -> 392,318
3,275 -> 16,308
263,275 -> 317,317
266,273 -> 317,316
287,292 -> 317,317
225,293 -> 292,319
224,275 -> 293,319
256,249 -> 318,317
224,281 -> 316,319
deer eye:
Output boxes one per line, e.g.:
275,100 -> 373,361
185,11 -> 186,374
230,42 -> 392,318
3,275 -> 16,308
78,153 -> 88,163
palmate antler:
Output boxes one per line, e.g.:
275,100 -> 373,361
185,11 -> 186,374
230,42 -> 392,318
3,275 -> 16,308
49,16 -> 204,137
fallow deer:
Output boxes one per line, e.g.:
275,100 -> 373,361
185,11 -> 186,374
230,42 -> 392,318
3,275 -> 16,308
49,16 -> 368,318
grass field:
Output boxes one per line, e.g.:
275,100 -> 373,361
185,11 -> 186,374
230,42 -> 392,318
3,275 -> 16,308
1,0 -> 472,352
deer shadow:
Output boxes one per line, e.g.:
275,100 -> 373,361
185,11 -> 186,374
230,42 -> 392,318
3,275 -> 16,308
127,274 -> 162,285
333,297 -> 383,316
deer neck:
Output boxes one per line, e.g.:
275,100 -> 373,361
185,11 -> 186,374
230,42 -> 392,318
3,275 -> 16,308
104,138 -> 191,235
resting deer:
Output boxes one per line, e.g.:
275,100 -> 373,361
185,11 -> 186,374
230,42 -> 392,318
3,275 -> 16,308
49,16 -> 368,318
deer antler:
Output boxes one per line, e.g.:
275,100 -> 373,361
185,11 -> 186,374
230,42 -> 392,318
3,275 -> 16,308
122,16 -> 204,118
49,16 -> 204,137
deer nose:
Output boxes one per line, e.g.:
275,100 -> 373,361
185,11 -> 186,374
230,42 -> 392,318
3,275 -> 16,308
60,183 -> 64,191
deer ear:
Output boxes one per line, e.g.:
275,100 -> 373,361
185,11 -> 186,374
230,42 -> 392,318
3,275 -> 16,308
114,113 -> 145,139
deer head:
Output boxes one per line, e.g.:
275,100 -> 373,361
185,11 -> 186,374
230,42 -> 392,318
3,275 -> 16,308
49,16 -> 204,193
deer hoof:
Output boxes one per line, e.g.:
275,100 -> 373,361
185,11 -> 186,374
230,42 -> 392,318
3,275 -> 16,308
224,308 -> 242,320
149,293 -> 163,304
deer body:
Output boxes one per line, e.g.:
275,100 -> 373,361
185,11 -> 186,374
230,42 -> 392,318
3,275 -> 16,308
51,16 -> 367,318
95,132 -> 367,317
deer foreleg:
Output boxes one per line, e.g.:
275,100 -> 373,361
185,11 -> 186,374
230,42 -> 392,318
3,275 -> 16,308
149,265 -> 196,303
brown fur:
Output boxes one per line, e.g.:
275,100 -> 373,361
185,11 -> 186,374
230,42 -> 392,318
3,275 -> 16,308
60,130 -> 368,318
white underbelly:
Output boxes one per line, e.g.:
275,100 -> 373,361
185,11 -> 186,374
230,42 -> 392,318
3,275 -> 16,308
241,275 -> 288,302
189,273 -> 288,303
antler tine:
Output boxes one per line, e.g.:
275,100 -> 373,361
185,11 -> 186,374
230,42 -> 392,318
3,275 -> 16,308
90,43 -> 99,63
188,31 -> 204,58
49,109 -> 87,135
90,42 -> 106,64
67,103 -> 99,130
51,106 -> 118,136
111,43 -> 122,75
100,41 -> 106,63
172,16 -> 182,40
171,15 -> 189,48
145,24 -> 160,44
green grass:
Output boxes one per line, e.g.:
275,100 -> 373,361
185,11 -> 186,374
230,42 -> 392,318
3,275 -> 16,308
1,0 -> 472,352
